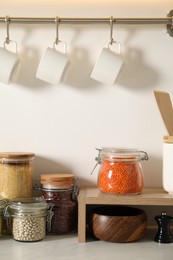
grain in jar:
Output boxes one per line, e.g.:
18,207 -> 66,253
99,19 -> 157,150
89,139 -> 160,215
4,197 -> 48,242
0,152 -> 35,200
94,148 -> 148,195
40,173 -> 78,234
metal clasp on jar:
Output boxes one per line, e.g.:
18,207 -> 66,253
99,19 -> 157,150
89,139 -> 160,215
3,204 -> 11,230
90,148 -> 102,175
46,203 -> 54,233
72,184 -> 79,200
140,151 -> 149,161
90,148 -> 149,175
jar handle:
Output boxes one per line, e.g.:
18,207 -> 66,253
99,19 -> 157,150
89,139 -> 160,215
90,148 -> 102,175
73,184 -> 79,200
140,151 -> 149,161
46,203 -> 54,233
3,204 -> 11,230
3,204 -> 10,218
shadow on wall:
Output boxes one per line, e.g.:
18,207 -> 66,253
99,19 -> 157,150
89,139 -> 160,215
65,47 -> 100,90
77,177 -> 96,188
16,25 -> 160,90
117,47 -> 160,90
116,26 -> 160,90
64,26 -> 100,90
34,156 -> 72,178
17,47 -> 48,89
34,155 -> 95,188
17,45 -> 99,90
16,25 -> 100,90
142,154 -> 163,188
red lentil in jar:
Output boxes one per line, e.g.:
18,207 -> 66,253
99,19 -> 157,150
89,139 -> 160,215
95,148 -> 148,195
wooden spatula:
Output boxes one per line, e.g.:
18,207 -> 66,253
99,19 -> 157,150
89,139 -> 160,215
154,90 -> 173,136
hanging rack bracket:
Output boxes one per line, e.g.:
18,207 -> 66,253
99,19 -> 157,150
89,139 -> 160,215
167,10 -> 173,37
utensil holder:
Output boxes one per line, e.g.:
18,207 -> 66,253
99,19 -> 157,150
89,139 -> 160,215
163,136 -> 173,194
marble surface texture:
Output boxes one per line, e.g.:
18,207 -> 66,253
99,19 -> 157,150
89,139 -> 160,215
0,229 -> 173,260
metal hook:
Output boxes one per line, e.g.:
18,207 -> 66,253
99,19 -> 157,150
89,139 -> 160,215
55,16 -> 60,45
110,16 -> 114,45
5,15 -> 10,44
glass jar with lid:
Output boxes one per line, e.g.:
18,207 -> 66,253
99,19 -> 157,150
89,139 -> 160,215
4,197 -> 48,242
40,173 -> 78,234
93,148 -> 149,195
0,152 -> 35,200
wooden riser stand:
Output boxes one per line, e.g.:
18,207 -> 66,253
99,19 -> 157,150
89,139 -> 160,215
78,187 -> 173,243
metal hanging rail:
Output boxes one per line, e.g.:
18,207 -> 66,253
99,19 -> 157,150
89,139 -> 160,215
0,10 -> 172,36
0,16 -> 172,24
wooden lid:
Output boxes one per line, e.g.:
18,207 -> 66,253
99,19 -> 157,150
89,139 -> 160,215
40,173 -> 75,188
163,136 -> 173,143
41,173 -> 74,181
0,152 -> 35,159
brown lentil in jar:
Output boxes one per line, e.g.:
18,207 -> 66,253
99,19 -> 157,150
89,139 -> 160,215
0,152 -> 35,200
40,173 -> 78,234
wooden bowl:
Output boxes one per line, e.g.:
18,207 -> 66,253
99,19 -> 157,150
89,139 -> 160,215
90,206 -> 147,242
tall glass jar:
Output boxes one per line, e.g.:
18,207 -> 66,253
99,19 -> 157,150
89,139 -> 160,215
95,148 -> 148,195
40,173 -> 78,234
0,152 -> 35,200
4,197 -> 48,242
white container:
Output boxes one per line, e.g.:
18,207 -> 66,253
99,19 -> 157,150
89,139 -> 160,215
163,136 -> 173,194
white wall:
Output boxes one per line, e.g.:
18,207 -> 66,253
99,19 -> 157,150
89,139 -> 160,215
0,0 -> 173,189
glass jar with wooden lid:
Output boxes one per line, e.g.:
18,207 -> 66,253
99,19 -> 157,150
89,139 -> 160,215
0,152 -> 35,200
40,173 -> 78,234
4,197 -> 48,242
94,148 -> 148,195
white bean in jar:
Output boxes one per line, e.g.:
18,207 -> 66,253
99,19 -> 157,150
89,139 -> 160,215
13,217 -> 46,242
4,197 -> 48,242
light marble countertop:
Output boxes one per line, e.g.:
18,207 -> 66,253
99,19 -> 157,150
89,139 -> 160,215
0,229 -> 173,260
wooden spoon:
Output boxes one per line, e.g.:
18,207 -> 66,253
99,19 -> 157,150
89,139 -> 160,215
154,90 -> 173,136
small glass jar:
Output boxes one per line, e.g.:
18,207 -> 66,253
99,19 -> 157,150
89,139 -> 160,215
4,197 -> 48,242
0,152 -> 35,200
95,148 -> 148,195
40,173 -> 78,234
